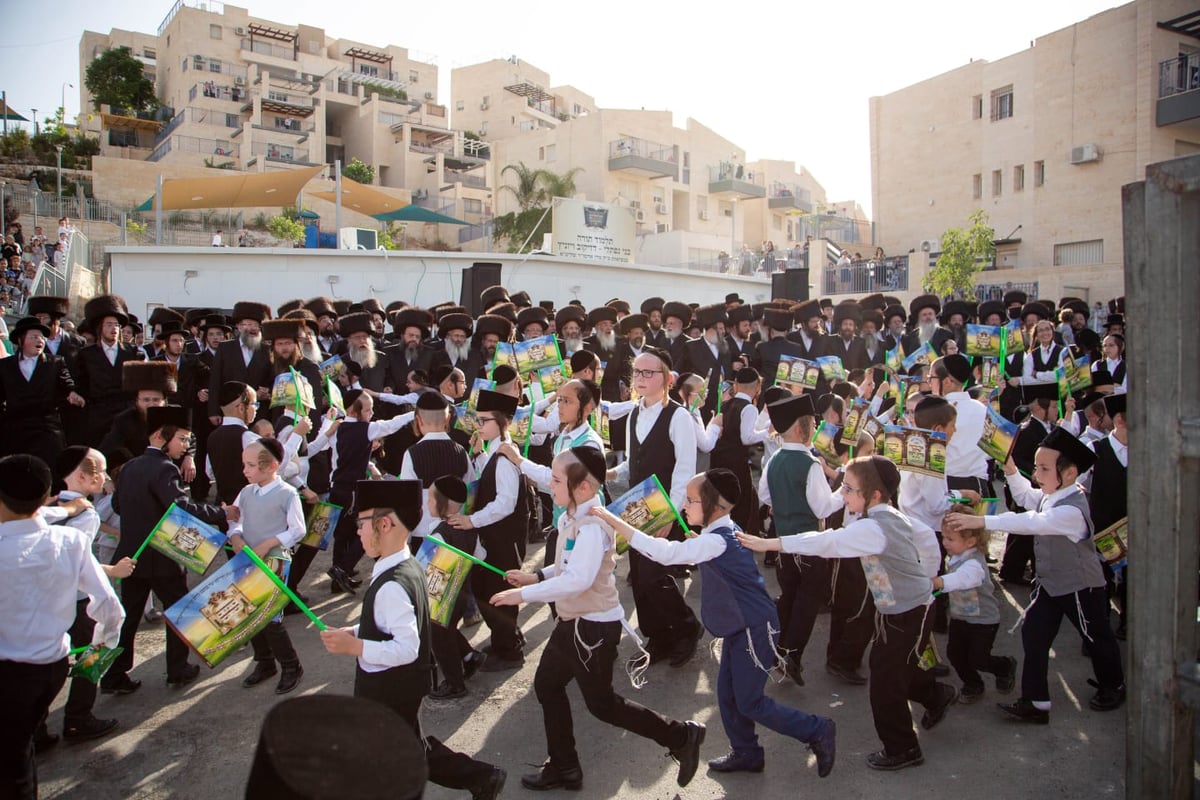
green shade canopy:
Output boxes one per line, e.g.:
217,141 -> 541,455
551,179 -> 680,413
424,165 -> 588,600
0,100 -> 28,122
372,205 -> 469,225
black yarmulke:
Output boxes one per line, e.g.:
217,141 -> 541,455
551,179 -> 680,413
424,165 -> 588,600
220,381 -> 250,407
734,366 -> 760,385
491,364 -> 518,386
706,468 -> 741,507
56,446 -> 92,480
940,354 -> 972,384
0,454 -> 52,502
433,475 -> 468,505
569,350 -> 598,374
255,437 -> 286,465
569,446 -> 607,484
416,391 -> 449,411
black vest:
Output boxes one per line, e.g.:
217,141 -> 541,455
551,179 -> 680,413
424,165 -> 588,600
333,421 -> 373,489
628,401 -> 682,492
1109,360 -> 1126,386
1031,345 -> 1062,373
353,557 -> 433,722
407,437 -> 468,488
207,424 -> 249,504
1088,437 -> 1127,533
710,396 -> 750,465
472,450 -> 529,569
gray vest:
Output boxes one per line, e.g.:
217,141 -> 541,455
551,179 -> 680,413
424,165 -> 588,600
860,504 -> 932,615
947,549 -> 1000,625
238,482 -> 297,549
1032,488 -> 1103,596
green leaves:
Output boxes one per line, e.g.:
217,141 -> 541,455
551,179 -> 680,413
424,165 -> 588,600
341,157 -> 375,185
267,215 -> 307,244
922,210 -> 995,298
84,47 -> 157,113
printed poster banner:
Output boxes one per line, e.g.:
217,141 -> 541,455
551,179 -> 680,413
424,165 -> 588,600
816,355 -> 847,383
977,357 -> 1001,390
551,197 -> 635,263
538,364 -> 569,396
319,356 -> 345,383
515,334 -> 562,375
811,421 -> 843,466
902,341 -> 937,372
840,399 -> 870,446
882,425 -> 948,477
415,536 -> 473,626
775,355 -> 820,393
976,404 -> 1019,463
606,475 -> 686,554
164,549 -> 291,668
965,324 -> 1003,358
270,370 -> 315,412
1093,517 -> 1128,569
1004,320 -> 1026,355
147,504 -> 227,575
299,500 -> 343,551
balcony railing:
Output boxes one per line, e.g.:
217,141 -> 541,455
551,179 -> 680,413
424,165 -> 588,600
148,135 -> 239,163
258,116 -> 314,135
241,38 -> 296,61
188,56 -> 247,81
1159,53 -> 1200,98
250,142 -> 311,164
609,136 -> 676,164
444,171 -> 488,189
189,82 -> 247,104
972,282 -> 1039,302
823,256 -> 909,294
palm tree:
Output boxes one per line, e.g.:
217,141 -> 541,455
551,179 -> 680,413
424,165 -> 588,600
539,167 -> 583,201
500,162 -> 546,211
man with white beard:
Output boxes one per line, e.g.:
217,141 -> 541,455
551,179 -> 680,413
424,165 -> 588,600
901,295 -> 953,357
385,307 -> 434,390
661,301 -> 693,368
305,297 -> 341,355
681,303 -> 734,424
429,312 -> 483,380
641,296 -> 667,349
283,309 -> 326,364
338,312 -> 389,392
207,301 -> 272,425
554,306 -> 587,357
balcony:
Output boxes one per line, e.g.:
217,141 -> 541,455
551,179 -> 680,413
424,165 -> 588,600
240,38 -> 296,63
768,182 -> 812,211
250,141 -> 314,166
189,82 -> 247,104
256,93 -> 315,118
608,137 -> 678,180
708,162 -> 765,198
254,115 -> 314,137
1157,53 -> 1200,127
148,135 -> 239,163
822,256 -> 909,295
157,107 -> 241,143
187,56 -> 247,82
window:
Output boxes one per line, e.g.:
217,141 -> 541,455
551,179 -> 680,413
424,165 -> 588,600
1053,240 -> 1103,266
409,71 -> 419,83
545,144 -> 556,162
358,64 -> 379,77
226,113 -> 239,127
209,60 -> 222,74
972,173 -> 982,199
463,198 -> 483,214
1013,164 -> 1025,192
1034,160 -> 1045,187
479,121 -> 487,135
268,91 -> 290,103
143,47 -> 156,60
990,85 -> 1013,121
971,94 -> 983,120
992,169 -> 1002,196
210,24 -> 222,39
719,200 -> 733,218
455,100 -> 464,111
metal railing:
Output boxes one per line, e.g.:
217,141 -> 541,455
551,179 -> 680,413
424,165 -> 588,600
444,171 -> 487,189
250,142 -> 309,164
159,0 -> 225,35
241,38 -> 296,61
769,181 -> 812,204
189,82 -> 248,104
1159,53 -> 1200,99
823,256 -> 909,294
457,221 -> 493,245
972,281 -> 1039,302
188,56 -> 247,81
159,107 -> 241,142
608,137 -> 676,163
709,162 -> 763,184
149,135 -> 239,162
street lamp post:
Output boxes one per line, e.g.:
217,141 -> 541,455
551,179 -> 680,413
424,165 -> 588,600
30,108 -> 37,136
61,83 -> 73,123
55,144 -> 64,216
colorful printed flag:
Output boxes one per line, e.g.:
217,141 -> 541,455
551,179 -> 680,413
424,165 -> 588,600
164,549 -> 292,668
269,370 -> 315,412
965,324 -> 1003,358
816,355 -> 847,382
415,537 -> 473,626
811,420 -> 843,465
976,404 -> 1019,463
776,355 -> 820,392
318,355 -> 345,382
901,341 -> 937,371
299,500 -> 343,551
514,334 -> 562,375
146,504 -> 227,575
882,426 -> 948,477
1004,319 -> 1026,355
538,364 -> 569,395
606,475 -> 689,554
884,346 -> 903,374
324,376 -> 345,416
489,342 -> 518,378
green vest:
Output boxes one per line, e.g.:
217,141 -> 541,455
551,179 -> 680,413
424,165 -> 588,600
766,448 -> 819,534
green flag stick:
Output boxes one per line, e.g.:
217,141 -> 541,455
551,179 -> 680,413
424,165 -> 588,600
240,547 -> 327,631
998,328 -> 1008,382
288,366 -> 306,420
69,645 -> 88,656
426,537 -> 507,578
651,474 -> 692,537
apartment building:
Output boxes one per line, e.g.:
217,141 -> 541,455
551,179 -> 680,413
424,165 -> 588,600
869,0 -> 1200,304
80,0 -> 494,246
451,57 -> 595,142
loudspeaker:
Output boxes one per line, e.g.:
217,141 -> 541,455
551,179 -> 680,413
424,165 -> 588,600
460,262 -> 503,316
772,269 -> 810,303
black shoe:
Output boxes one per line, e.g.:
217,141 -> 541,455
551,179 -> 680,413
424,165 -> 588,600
825,662 -> 868,686
930,664 -> 951,678
463,650 -> 487,680
670,721 -> 705,787
998,698 -> 1049,724
33,724 -> 60,754
1088,683 -> 1126,712
707,750 -> 764,773
242,661 -> 278,688
63,715 -> 118,743
479,653 -> 523,672
781,656 -> 805,687
995,656 -> 1018,694
958,685 -> 985,704
472,766 -> 507,800
100,674 -> 142,695
921,683 -> 957,730
327,566 -> 357,595
430,681 -> 468,700
809,718 -> 836,778
520,761 -> 582,791
166,663 -> 201,687
866,747 -> 924,770
275,665 -> 303,694
144,608 -> 164,624
346,575 -> 363,588
668,626 -> 703,669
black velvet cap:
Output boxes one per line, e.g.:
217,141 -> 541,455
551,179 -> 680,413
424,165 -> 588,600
569,446 -> 607,484
416,391 -> 449,411
432,475 -> 468,505
0,454 -> 52,502
767,394 -> 815,433
146,405 -> 191,434
706,467 -> 741,507
475,389 -> 518,417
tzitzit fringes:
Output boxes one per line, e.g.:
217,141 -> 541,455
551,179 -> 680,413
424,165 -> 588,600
1073,590 -> 1093,643
907,603 -> 934,663
620,618 -> 651,689
572,617 -> 603,671
1007,581 -> 1040,635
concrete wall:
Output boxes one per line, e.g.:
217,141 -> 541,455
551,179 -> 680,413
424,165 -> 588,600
106,247 -> 772,323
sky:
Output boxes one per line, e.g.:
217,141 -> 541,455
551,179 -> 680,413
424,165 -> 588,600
0,0 -> 1124,218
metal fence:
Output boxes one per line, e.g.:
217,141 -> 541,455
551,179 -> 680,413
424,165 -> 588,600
823,257 -> 909,294
971,281 -> 1039,301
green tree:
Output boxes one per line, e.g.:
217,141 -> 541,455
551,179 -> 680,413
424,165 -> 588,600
84,47 -> 158,112
267,214 -> 306,245
342,157 -> 375,185
922,209 -> 995,299
500,162 -> 546,211
539,167 -> 582,201
493,165 -> 583,252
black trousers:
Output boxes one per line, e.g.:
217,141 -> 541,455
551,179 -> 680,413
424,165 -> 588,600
329,485 -> 363,574
431,587 -> 473,688
287,544 -> 319,593
250,621 -> 300,669
868,605 -> 943,756
1021,586 -> 1123,702
628,544 -> 699,649
827,558 -> 875,671
535,618 -> 687,771
108,571 -> 190,682
64,599 -> 98,724
470,552 -> 522,659
0,657 -> 68,800
947,620 -> 1007,691
999,535 -> 1036,581
775,554 -> 830,663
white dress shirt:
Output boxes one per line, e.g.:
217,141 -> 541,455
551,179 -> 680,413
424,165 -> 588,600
229,477 -> 306,549
1022,344 -> 1065,383
698,392 -> 769,451
985,473 -> 1089,541
757,442 -> 846,519
18,354 -> 38,381
355,548 -> 420,672
0,516 -> 125,663
630,513 -> 732,566
469,435 -> 521,530
101,341 -> 120,366
940,548 -> 988,592
944,390 -> 988,479
1100,358 -> 1127,394
401,431 -> 474,538
898,471 -> 959,535
521,495 -> 625,622
612,399 -> 697,510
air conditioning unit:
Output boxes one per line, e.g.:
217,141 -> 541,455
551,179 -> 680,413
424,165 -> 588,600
655,222 -> 671,234
629,200 -> 641,209
698,210 -> 710,220
635,209 -> 646,223
480,102 -> 489,110
920,239 -> 940,253
234,76 -> 246,86
424,91 -> 434,100
234,26 -> 246,35
1070,143 -> 1101,164
655,203 -> 668,215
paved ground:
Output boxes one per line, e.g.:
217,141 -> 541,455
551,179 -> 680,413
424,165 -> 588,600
38,536 -> 1127,800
